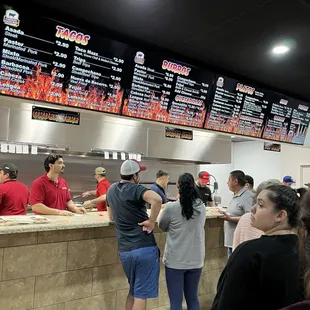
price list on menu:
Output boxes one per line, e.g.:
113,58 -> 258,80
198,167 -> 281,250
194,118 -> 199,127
204,75 -> 272,137
0,4 -> 129,114
122,50 -> 213,128
262,94 -> 310,145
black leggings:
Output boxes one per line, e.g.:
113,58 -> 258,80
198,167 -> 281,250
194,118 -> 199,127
165,266 -> 202,310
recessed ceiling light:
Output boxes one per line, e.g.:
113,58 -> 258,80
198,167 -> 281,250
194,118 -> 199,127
272,45 -> 290,55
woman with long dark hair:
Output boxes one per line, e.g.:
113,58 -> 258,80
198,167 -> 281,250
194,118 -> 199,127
280,190 -> 310,309
158,173 -> 206,310
296,187 -> 307,199
212,185 -> 303,310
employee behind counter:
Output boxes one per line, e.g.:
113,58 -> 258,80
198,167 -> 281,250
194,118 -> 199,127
82,167 -> 111,211
196,171 -> 215,206
30,154 -> 86,216
0,163 -> 29,216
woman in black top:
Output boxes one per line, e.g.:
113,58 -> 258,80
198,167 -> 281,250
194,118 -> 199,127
281,190 -> 310,310
211,185 -> 303,310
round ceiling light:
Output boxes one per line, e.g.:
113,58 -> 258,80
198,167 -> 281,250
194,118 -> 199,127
272,45 -> 290,55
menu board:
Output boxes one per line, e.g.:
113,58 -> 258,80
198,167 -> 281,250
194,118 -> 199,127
262,94 -> 310,145
0,4 -> 130,114
121,49 -> 213,128
204,75 -> 273,137
1,4 -> 310,144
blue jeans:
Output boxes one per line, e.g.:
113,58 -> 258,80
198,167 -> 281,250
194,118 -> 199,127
120,246 -> 159,299
165,266 -> 202,310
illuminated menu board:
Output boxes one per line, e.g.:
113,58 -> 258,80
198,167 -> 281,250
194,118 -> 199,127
262,93 -> 310,145
1,4 -> 310,144
204,75 -> 273,137
0,4 -> 130,114
122,49 -> 213,128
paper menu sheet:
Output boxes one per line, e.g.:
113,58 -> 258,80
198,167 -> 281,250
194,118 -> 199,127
8,144 -> 15,153
31,145 -> 38,155
0,143 -> 8,153
16,145 -> 23,154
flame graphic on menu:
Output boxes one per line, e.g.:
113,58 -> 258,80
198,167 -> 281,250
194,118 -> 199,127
205,112 -> 240,133
123,93 -> 206,127
0,66 -> 123,113
262,126 -> 286,142
205,112 -> 264,137
262,124 -> 307,144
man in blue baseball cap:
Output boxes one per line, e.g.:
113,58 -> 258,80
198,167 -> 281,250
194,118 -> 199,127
282,176 -> 296,187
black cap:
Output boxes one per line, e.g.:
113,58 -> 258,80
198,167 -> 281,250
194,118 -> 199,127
245,175 -> 254,187
0,163 -> 18,174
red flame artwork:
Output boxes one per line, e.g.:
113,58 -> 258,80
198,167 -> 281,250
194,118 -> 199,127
122,92 -> 206,128
205,113 -> 263,137
0,66 -> 123,114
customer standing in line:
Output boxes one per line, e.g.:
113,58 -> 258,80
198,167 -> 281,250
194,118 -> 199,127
296,187 -> 307,199
283,175 -> 296,187
106,159 -> 162,310
280,189 -> 310,310
245,174 -> 256,194
232,179 -> 282,251
212,185 -> 303,310
158,173 -> 206,310
220,170 -> 254,257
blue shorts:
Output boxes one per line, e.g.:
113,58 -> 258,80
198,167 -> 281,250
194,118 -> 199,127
119,246 -> 159,299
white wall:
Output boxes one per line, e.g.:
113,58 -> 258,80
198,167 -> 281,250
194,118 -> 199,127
281,144 -> 310,187
233,142 -> 310,188
232,141 -> 282,187
199,140 -> 310,205
199,163 -> 233,206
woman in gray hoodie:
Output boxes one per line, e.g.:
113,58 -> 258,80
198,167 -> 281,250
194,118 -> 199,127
158,173 -> 206,310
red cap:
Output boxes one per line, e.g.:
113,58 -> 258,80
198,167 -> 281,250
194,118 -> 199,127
198,171 -> 210,184
120,159 -> 146,175
131,159 -> 146,172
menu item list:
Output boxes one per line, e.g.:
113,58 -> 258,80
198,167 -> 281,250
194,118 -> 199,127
122,50 -> 213,127
262,95 -> 310,145
0,5 -> 129,113
1,5 -> 310,145
205,75 -> 271,137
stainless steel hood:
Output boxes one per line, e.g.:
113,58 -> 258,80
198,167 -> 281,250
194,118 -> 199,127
0,96 -> 231,164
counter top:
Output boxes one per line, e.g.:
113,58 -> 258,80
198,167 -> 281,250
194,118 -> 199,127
0,212 -> 110,235
0,208 -> 221,235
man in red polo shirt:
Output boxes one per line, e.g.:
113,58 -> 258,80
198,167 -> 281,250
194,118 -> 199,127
30,154 -> 86,215
82,167 -> 111,211
0,163 -> 28,215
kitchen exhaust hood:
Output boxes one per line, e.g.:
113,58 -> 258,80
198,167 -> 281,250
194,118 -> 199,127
0,96 -> 231,164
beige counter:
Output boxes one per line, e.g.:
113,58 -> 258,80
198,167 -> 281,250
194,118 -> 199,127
0,209 -> 220,235
0,211 -> 226,310
0,212 -> 110,235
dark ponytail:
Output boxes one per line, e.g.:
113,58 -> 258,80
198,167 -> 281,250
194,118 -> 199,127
296,187 -> 307,200
178,173 -> 200,220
